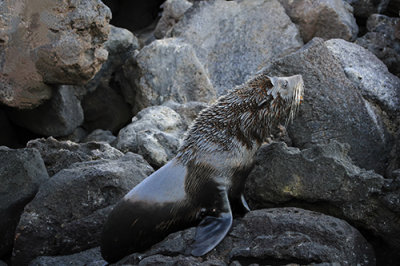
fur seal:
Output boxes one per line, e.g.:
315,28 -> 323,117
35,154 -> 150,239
100,73 -> 304,263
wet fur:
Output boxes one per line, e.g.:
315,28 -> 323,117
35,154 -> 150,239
100,72 -> 304,263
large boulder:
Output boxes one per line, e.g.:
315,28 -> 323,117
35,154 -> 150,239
116,105 -> 186,168
169,0 -> 303,95
117,208 -> 375,266
120,38 -> 216,113
356,14 -> 400,77
6,86 -> 84,137
12,153 -> 153,265
0,0 -> 111,109
245,141 -> 400,265
263,37 -> 392,175
0,147 -> 49,258
278,0 -> 358,42
27,137 -> 123,176
326,38 -> 400,114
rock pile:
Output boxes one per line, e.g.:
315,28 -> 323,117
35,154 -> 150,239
0,0 -> 399,265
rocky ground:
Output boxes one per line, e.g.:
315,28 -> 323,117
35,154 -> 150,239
0,0 -> 399,265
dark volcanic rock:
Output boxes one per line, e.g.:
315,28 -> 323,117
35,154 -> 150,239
29,247 -> 103,266
83,129 -> 117,145
245,141 -> 400,265
344,0 -> 390,18
0,147 -> 49,258
12,153 -> 153,265
27,137 -> 123,177
117,208 -> 375,266
7,86 -> 84,137
356,14 -> 400,77
263,37 -> 392,175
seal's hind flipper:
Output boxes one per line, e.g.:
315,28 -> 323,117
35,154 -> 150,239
190,211 -> 232,256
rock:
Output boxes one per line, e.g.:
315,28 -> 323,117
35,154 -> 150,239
263,37 -> 392,174
325,38 -> 400,113
170,0 -> 303,95
116,106 -> 186,168
81,26 -> 139,133
0,147 -> 49,258
154,0 -> 193,39
27,137 -> 123,177
12,153 -> 154,265
59,127 -> 88,143
120,38 -> 216,113
278,0 -> 358,42
164,100 -> 209,127
356,14 -> 400,77
344,0 -> 390,18
81,84 -> 132,134
29,247 -> 103,266
83,129 -> 117,145
245,141 -> 400,265
0,0 -> 111,109
117,208 -> 375,266
7,86 -> 84,137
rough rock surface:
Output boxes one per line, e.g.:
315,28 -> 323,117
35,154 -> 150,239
12,153 -> 153,265
263,37 -> 392,175
0,0 -> 111,109
356,14 -> 400,77
116,105 -> 186,168
154,0 -> 193,39
7,86 -> 84,137
170,0 -> 303,95
344,0 -> 390,18
278,0 -> 358,42
27,137 -> 123,176
83,129 -> 117,145
245,141 -> 400,265
120,38 -> 216,113
326,38 -> 400,113
0,147 -> 49,258
164,100 -> 209,128
117,208 -> 375,266
29,247 -> 103,266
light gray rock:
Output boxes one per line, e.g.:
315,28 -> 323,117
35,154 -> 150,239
83,129 -> 117,145
116,106 -> 186,168
278,0 -> 358,42
344,0 -> 390,18
27,137 -> 123,176
356,14 -> 400,77
121,38 -> 216,113
170,0 -> 303,95
163,100 -> 209,127
29,247 -> 103,266
326,38 -> 400,113
0,147 -> 49,258
118,208 -> 375,266
0,0 -> 111,109
154,0 -> 193,39
263,37 -> 392,174
12,153 -> 153,266
7,85 -> 84,137
245,141 -> 399,265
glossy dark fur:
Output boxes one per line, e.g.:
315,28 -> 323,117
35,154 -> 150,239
101,73 -> 304,263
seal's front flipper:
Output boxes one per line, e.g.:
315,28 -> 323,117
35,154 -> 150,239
190,211 -> 232,256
